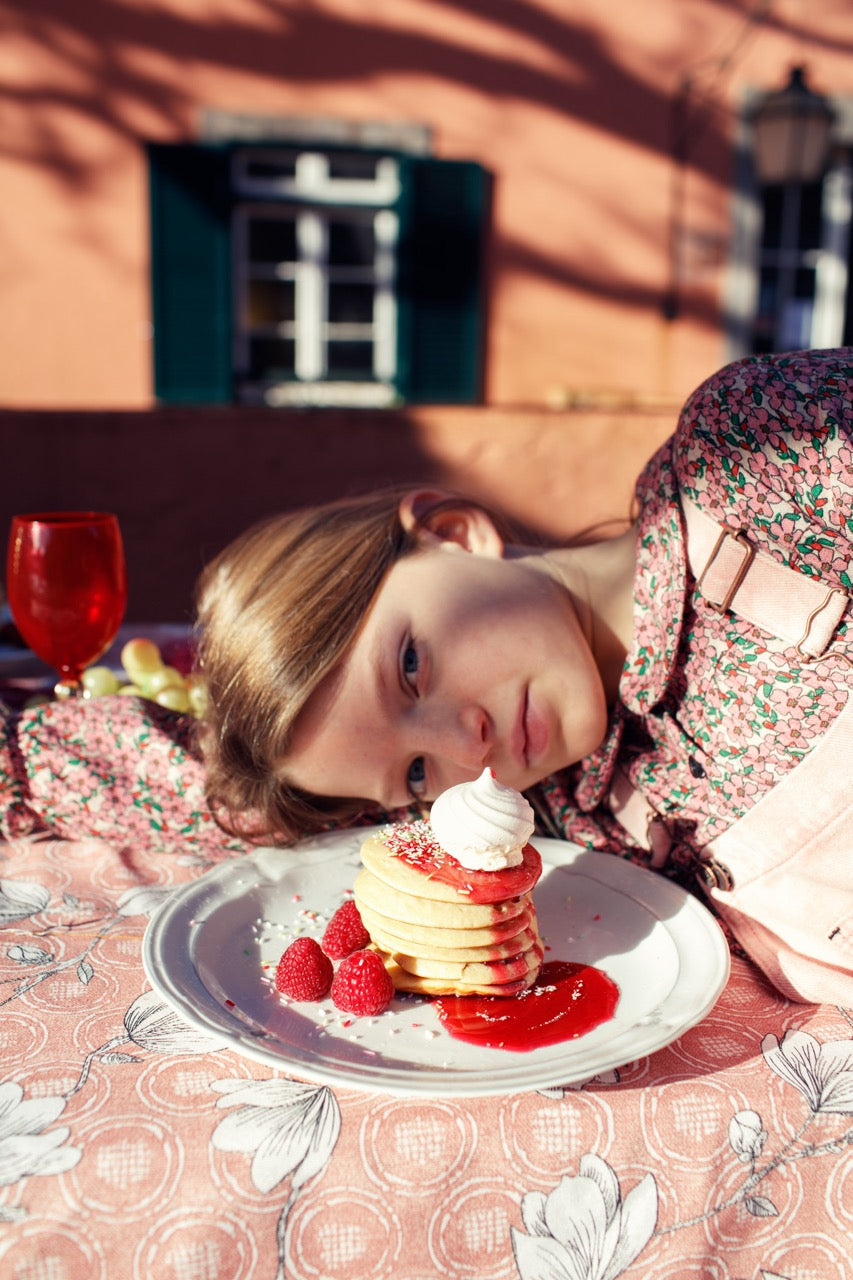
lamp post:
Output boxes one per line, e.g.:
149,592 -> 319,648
749,66 -> 835,350
750,66 -> 834,185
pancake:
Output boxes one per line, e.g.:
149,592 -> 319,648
383,956 -> 542,997
359,903 -> 536,959
378,924 -> 541,982
360,826 -> 542,905
354,800 -> 544,999
354,867 -> 531,930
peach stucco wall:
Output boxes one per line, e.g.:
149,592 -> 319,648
2,0 -> 853,411
0,404 -> 674,620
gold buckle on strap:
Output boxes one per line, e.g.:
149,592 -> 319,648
696,857 -> 735,892
696,525 -> 756,614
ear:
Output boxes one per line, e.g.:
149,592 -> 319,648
398,488 -> 504,556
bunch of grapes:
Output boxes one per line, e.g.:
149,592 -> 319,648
81,639 -> 208,717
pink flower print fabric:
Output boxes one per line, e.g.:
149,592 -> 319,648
538,348 -> 853,865
1,694 -> 247,858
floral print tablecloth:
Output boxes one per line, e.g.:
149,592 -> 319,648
1,826 -> 851,1280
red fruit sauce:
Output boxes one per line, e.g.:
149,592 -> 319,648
383,823 -> 542,904
433,960 -> 620,1051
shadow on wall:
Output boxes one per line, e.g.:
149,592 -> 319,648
0,406 -> 675,621
1,0 -> 779,324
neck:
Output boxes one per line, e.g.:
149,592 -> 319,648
517,524 -> 638,705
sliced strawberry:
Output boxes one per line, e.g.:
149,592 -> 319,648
275,936 -> 334,1002
322,899 -> 370,959
331,949 -> 394,1016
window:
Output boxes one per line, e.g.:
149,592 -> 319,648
751,166 -> 852,353
148,140 -> 489,406
232,150 -> 400,404
726,96 -> 853,359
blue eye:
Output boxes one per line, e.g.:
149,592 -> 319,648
407,757 -> 426,797
402,642 -> 419,686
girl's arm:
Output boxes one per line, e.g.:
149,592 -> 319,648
1,695 -> 247,855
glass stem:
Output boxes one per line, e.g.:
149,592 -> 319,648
54,678 -> 83,700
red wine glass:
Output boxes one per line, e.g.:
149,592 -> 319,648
6,511 -> 127,699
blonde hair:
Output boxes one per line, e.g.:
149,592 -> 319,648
196,488 -> 532,844
195,489 -> 421,843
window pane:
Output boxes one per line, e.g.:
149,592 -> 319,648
248,218 -> 297,264
794,265 -> 816,300
245,155 -> 297,182
249,336 -> 295,379
761,187 -> 783,250
761,182 -> 822,251
757,266 -> 777,316
328,221 -> 374,266
799,183 -> 822,249
246,279 -> 295,326
327,154 -> 380,181
328,283 -> 374,324
327,341 -> 374,376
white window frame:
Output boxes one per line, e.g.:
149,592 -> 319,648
231,149 -> 401,406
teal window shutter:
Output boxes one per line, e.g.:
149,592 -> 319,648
395,158 -> 489,403
148,144 -> 233,403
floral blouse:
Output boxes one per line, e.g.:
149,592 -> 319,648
537,347 -> 853,877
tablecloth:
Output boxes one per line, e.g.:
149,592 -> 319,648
2,821 -> 851,1280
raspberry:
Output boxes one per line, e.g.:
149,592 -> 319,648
275,937 -> 333,1002
330,949 -> 394,1016
322,899 -> 370,959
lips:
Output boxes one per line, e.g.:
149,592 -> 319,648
511,689 -> 529,769
522,688 -> 549,769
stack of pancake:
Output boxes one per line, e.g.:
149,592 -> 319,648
354,822 -> 543,997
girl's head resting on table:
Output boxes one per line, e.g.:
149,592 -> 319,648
196,487 -> 615,844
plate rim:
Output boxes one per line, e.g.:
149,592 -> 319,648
142,828 -> 731,1097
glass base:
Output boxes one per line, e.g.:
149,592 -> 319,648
54,679 -> 83,700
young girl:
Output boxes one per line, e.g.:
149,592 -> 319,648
195,347 -> 853,1006
2,348 -> 851,1005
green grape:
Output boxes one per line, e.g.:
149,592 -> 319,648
82,665 -> 121,697
121,638 -> 163,680
145,665 -> 185,695
186,674 -> 209,717
118,683 -> 144,696
154,685 -> 191,713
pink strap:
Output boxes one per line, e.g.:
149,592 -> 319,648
681,493 -> 850,658
608,767 -> 672,867
608,493 -> 850,868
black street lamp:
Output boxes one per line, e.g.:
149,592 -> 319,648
749,65 -> 834,184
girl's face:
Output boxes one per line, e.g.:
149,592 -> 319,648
283,537 -> 609,812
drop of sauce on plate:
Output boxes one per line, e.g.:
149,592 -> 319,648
433,960 -> 619,1051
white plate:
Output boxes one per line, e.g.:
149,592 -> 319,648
143,828 -> 730,1097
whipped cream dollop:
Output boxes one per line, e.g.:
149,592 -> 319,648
429,768 -> 535,871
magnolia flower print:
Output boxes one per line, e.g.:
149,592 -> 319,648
116,885 -> 176,917
729,1110 -> 767,1163
668,1027 -> 853,1232
0,878 -> 49,925
122,990 -> 227,1055
1,879 -> 174,1011
211,1078 -> 342,1280
68,990 -> 226,1096
0,1080 -> 81,1214
211,1078 -> 341,1194
512,1154 -> 658,1280
761,1030 -> 853,1113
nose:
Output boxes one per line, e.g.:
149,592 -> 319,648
419,703 -> 491,773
